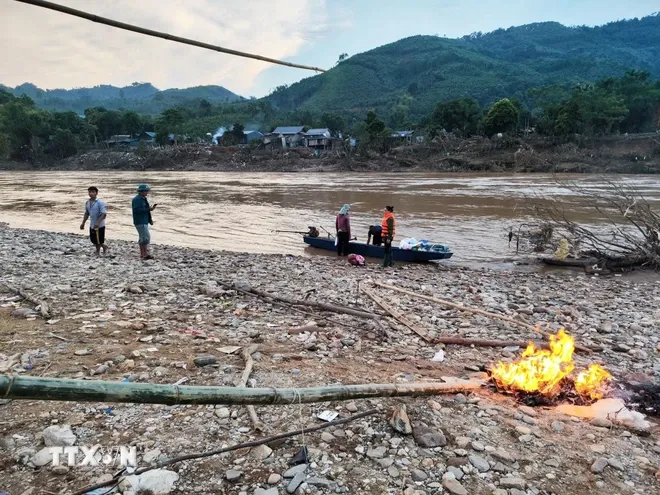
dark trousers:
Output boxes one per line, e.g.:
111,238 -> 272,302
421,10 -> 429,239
382,238 -> 393,267
337,232 -> 349,256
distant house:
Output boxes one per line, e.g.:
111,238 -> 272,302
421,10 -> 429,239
304,128 -> 332,149
105,135 -> 134,147
243,130 -> 264,144
263,126 -> 305,149
390,130 -> 415,145
138,131 -> 156,144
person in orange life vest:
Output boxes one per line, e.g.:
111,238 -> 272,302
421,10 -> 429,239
381,205 -> 396,267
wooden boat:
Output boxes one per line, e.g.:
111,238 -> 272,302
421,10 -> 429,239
303,236 -> 453,263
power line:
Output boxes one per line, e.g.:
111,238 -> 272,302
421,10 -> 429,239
14,0 -> 326,73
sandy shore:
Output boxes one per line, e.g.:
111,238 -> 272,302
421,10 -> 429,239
0,225 -> 658,495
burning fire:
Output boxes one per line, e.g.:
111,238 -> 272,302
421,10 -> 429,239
491,329 -> 611,400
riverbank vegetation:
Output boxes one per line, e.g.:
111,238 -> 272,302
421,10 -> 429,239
0,70 -> 658,165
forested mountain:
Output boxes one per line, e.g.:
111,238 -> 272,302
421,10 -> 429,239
0,82 -> 243,114
268,15 -> 660,119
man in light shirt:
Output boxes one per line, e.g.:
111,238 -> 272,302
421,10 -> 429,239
80,186 -> 108,256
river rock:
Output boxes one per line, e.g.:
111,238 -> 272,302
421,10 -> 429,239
413,425 -> 447,448
226,470 -> 243,481
31,447 -> 53,467
591,458 -> 608,473
255,489 -> 278,495
193,355 -> 218,367
499,477 -> 526,490
443,478 -> 468,495
447,466 -> 464,480
411,469 -> 428,482
390,404 -> 412,435
252,445 -> 273,460
287,472 -> 306,493
366,446 -> 388,459
122,469 -> 179,494
268,474 -> 282,484
469,455 -> 490,472
42,425 -> 76,447
283,464 -> 307,478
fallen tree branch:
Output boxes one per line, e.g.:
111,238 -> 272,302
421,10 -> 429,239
435,336 -> 602,352
1,283 -> 51,318
72,408 -> 378,495
360,285 -> 431,342
0,375 -> 484,405
374,282 -> 593,354
236,345 -> 263,431
217,280 -> 378,320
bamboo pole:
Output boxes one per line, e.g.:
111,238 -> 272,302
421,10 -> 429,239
15,0 -> 326,73
361,285 -> 431,342
0,375 -> 483,405
2,282 -> 51,318
373,282 -> 593,354
435,336 -> 602,351
72,409 -> 378,495
218,280 -> 379,320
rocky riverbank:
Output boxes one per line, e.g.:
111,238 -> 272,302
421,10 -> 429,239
0,225 -> 658,495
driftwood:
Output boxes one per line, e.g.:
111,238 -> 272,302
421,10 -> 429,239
236,345 -> 263,431
72,409 -> 378,495
435,336 -> 602,352
2,283 -> 51,318
360,285 -> 431,342
217,280 -> 378,320
0,375 -> 484,405
288,324 -> 320,335
374,282 -> 593,354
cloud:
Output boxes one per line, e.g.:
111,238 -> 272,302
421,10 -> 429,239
0,0 -> 333,95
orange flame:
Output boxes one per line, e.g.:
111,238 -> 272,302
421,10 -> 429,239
491,328 -> 611,399
575,364 -> 612,400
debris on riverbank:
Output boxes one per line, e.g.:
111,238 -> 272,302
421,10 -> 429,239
0,225 -> 658,494
2,133 -> 659,174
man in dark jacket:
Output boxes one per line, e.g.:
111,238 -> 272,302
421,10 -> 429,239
132,184 -> 156,259
367,225 -> 383,246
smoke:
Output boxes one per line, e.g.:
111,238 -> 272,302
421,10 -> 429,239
211,127 -> 226,145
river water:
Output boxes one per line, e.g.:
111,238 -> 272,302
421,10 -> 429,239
1,171 -> 658,264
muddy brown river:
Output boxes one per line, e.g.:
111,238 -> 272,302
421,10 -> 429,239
1,172 -> 658,264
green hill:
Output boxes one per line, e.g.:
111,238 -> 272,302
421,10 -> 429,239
267,15 -> 660,120
0,82 -> 243,114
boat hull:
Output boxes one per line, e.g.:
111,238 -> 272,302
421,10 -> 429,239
303,236 -> 453,263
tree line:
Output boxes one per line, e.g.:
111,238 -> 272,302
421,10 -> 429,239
0,69 -> 658,162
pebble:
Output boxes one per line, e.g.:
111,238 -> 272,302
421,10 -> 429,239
193,355 -> 218,367
454,393 -> 468,404
607,459 -> 624,471
251,445 -> 272,460
591,418 -> 613,428
320,432 -> 335,443
446,466 -> 464,480
499,477 -> 526,490
551,421 -> 565,432
345,402 -> 358,413
521,415 -> 536,425
387,466 -> 400,478
215,407 -> 230,419
471,441 -> 485,452
443,478 -> 468,495
366,446 -> 388,459
468,455 -> 490,472
287,472 -> 306,493
255,489 -> 278,495
411,469 -> 428,482
413,426 -> 447,448
283,464 -> 307,478
545,458 -> 560,468
515,426 -> 531,435
52,465 -> 69,475
390,404 -> 413,435
591,458 -> 608,474
518,405 -> 537,417
267,474 -> 281,484
225,470 -> 242,481
519,434 -> 533,443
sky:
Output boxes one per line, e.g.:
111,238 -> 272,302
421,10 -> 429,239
1,0 -> 658,98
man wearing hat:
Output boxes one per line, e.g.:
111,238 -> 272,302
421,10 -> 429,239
132,184 -> 156,259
